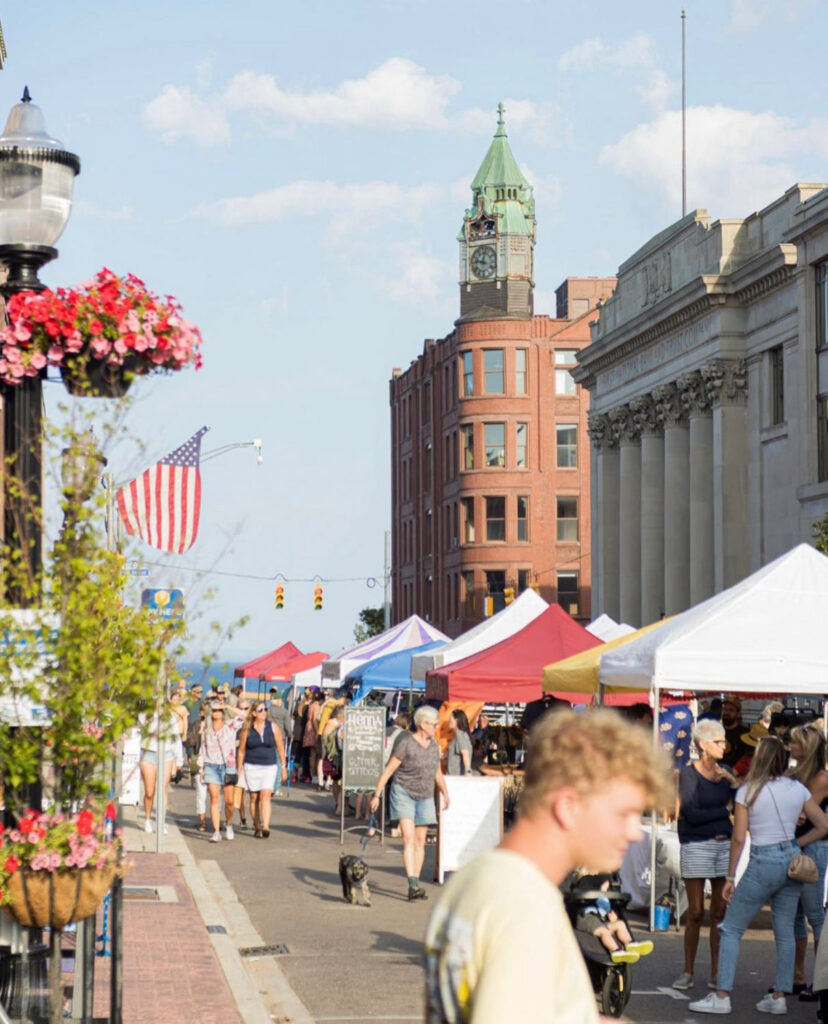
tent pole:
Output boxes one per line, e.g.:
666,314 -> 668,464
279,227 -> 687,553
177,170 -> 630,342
649,686 -> 660,932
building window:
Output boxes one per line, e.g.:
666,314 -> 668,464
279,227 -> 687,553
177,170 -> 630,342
461,423 -> 474,470
818,261 -> 828,350
485,570 -> 506,596
461,497 -> 475,543
819,398 -> 828,483
555,349 -> 577,395
461,351 -> 474,396
422,382 -> 431,424
515,349 -> 527,393
517,496 -> 529,541
516,422 -> 527,467
770,347 -> 785,425
484,349 -> 505,393
556,496 -> 579,541
462,571 -> 476,617
518,568 -> 529,592
556,424 -> 578,467
557,572 -> 579,616
424,446 -> 432,492
485,496 -> 506,541
485,422 -> 506,467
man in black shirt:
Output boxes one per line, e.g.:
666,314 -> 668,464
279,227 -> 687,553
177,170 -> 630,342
720,696 -> 749,769
521,694 -> 570,739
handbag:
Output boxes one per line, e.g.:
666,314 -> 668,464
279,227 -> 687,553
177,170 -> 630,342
767,786 -> 819,883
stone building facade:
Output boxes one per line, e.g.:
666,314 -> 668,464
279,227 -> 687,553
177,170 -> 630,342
389,108 -> 614,635
574,184 -> 828,627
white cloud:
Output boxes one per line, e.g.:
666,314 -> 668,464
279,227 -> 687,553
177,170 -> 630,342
144,60 -> 565,148
728,0 -> 817,32
142,84 -> 230,146
557,32 -> 675,112
519,164 -> 563,211
192,179 -> 442,240
600,105 -> 828,216
382,243 -> 455,308
73,200 -> 133,221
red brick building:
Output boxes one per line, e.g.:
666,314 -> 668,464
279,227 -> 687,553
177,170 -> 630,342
389,107 -> 614,635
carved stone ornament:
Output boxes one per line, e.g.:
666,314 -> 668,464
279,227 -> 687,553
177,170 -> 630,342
651,383 -> 686,427
677,370 -> 712,417
587,412 -> 615,450
609,405 -> 640,444
629,394 -> 663,436
701,358 -> 747,406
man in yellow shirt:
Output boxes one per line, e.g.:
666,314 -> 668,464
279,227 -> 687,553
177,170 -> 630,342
424,708 -> 670,1023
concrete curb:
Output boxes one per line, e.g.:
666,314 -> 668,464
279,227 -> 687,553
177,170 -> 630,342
124,806 -> 315,1024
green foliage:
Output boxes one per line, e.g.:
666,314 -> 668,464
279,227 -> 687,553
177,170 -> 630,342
352,605 -> 386,643
0,414 -> 184,814
814,513 -> 828,556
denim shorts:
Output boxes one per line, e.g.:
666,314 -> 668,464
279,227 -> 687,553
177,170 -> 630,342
140,749 -> 176,767
389,782 -> 436,826
203,763 -> 229,786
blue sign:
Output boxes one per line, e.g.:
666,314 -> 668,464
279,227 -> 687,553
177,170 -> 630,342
141,589 -> 185,619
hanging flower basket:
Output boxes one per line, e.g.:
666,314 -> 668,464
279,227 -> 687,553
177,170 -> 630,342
0,267 -> 202,394
0,807 -> 121,927
5,863 -> 116,928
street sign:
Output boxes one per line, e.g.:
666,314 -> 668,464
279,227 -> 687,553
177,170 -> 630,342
141,588 -> 184,620
129,569 -> 149,577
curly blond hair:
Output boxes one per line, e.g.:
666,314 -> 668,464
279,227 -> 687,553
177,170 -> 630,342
519,707 -> 672,819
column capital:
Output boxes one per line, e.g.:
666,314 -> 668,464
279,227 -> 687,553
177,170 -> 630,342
652,383 -> 686,427
702,358 -> 747,406
630,394 -> 663,436
609,405 -> 640,444
677,370 -> 712,416
587,412 -> 617,450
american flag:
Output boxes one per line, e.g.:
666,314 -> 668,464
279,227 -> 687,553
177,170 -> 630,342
116,427 -> 209,554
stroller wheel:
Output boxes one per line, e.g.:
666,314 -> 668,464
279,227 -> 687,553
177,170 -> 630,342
601,965 -> 631,1018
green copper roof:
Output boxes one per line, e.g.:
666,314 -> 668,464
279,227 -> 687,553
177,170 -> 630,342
462,103 -> 535,239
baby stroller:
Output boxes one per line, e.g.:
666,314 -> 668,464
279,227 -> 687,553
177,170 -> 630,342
563,873 -> 643,1018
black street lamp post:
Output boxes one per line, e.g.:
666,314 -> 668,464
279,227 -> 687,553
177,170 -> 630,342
0,87 -> 79,603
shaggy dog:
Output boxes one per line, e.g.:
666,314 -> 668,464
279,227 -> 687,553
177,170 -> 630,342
339,854 -> 371,906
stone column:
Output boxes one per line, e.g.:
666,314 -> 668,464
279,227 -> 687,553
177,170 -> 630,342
654,383 -> 690,615
588,413 -> 620,621
611,406 -> 642,627
703,359 -> 749,590
678,371 -> 715,606
632,395 -> 665,625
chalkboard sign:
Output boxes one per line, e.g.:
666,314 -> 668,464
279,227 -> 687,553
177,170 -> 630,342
343,706 -> 386,791
437,776 -> 503,884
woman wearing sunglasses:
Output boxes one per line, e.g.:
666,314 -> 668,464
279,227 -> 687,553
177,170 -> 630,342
238,702 -> 288,838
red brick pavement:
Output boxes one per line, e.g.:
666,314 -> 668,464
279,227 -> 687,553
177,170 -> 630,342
91,853 -> 241,1024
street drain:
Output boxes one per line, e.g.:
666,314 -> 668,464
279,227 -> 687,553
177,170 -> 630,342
239,943 -> 290,958
122,885 -> 179,904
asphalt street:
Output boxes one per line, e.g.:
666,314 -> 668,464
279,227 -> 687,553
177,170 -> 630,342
166,779 -> 816,1024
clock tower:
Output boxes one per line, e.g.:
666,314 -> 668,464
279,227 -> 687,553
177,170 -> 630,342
458,103 -> 536,320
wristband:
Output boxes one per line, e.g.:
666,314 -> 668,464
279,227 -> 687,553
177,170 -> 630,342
726,874 -> 735,882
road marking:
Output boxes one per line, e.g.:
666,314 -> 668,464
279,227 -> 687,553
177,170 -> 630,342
633,986 -> 691,1001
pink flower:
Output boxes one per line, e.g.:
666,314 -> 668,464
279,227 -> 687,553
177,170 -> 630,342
90,336 -> 111,357
47,345 -> 65,364
64,331 -> 85,353
14,323 -> 31,342
29,352 -> 46,370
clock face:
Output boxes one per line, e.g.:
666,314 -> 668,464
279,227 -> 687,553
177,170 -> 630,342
471,245 -> 496,279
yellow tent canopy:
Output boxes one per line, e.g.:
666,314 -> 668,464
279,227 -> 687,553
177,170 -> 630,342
542,620 -> 668,696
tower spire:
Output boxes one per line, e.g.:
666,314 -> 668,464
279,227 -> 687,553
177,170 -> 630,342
495,101 -> 506,137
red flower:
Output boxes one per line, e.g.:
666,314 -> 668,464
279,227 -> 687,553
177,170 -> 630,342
106,803 -> 116,821
88,319 -> 104,336
4,856 -> 19,874
18,818 -> 33,836
76,809 -> 95,837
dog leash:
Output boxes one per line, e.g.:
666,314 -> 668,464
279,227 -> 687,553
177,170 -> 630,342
360,811 -> 378,852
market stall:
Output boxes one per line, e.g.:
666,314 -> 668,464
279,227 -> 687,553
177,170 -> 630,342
411,589 -> 547,681
586,613 -> 636,642
322,614 -> 449,684
343,640 -> 445,704
234,642 -> 303,689
261,650 -> 329,690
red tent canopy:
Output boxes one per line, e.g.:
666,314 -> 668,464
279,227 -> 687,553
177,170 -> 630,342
261,651 -> 329,684
425,605 -> 602,703
234,642 -> 303,680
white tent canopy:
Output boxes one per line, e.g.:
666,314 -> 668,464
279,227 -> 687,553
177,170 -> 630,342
322,614 -> 449,684
586,613 -> 636,642
599,544 -> 828,694
410,589 -> 548,681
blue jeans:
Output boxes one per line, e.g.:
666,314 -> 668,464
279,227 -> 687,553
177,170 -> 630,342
718,840 -> 803,994
794,839 -> 828,942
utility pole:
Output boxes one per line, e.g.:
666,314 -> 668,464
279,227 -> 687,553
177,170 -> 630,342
681,9 -> 687,218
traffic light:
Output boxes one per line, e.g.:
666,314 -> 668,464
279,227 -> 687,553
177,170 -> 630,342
313,584 -> 323,611
275,583 -> 285,610
503,586 -> 515,605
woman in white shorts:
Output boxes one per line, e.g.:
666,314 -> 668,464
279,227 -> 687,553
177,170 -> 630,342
238,702 -> 287,838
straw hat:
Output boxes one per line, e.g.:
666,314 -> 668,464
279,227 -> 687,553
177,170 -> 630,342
741,722 -> 768,748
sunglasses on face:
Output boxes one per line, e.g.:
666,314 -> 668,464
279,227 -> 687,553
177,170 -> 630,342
255,706 -> 267,712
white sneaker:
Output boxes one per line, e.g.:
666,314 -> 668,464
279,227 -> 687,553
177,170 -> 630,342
209,830 -> 221,843
144,819 -> 152,833
756,994 -> 787,1015
225,824 -> 234,840
689,992 -> 731,1014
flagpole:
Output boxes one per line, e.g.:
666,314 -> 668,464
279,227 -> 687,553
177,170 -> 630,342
681,8 -> 687,218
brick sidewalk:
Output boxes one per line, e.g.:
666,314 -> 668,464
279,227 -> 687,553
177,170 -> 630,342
91,853 -> 241,1024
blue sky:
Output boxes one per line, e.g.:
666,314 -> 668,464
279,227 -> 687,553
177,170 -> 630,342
4,0 -> 826,660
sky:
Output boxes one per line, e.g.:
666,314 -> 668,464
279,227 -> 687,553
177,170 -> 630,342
3,0 -> 826,662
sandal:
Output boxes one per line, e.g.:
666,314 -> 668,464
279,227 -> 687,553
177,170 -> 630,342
254,828 -> 263,838
198,821 -> 207,833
